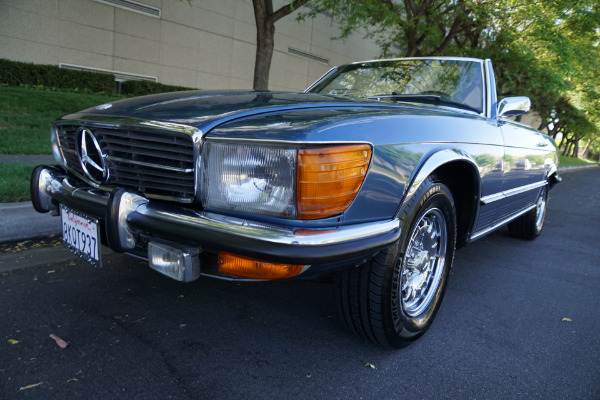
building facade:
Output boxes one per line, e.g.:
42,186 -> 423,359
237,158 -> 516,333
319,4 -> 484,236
0,0 -> 380,91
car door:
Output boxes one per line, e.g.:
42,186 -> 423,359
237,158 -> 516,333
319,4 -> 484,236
495,119 -> 551,224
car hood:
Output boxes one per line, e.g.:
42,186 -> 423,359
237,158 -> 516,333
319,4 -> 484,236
67,90 -> 374,131
64,90 -> 481,139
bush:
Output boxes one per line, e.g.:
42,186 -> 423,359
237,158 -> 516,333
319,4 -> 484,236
120,80 -> 193,96
0,59 -> 114,94
0,59 -> 194,96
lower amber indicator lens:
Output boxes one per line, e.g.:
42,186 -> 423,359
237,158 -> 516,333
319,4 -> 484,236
218,252 -> 303,280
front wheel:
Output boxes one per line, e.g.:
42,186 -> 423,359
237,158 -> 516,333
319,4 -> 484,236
334,176 -> 457,348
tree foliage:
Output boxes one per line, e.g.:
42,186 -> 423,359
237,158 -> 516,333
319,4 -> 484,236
307,0 -> 600,157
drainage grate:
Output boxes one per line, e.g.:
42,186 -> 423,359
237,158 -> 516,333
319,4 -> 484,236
93,0 -> 161,18
59,63 -> 158,82
288,48 -> 329,64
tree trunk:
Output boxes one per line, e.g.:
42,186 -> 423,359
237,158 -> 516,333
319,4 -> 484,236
580,139 -> 591,158
253,15 -> 275,90
252,0 -> 309,91
560,138 -> 567,153
404,28 -> 421,56
562,139 -> 574,157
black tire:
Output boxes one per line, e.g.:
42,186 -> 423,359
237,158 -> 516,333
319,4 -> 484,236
507,185 -> 548,240
334,176 -> 457,348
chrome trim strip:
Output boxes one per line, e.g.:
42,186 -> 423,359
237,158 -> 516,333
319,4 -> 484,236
484,60 -> 491,119
503,180 -> 546,198
480,181 -> 547,205
199,267 -> 311,282
55,118 -> 200,137
193,132 -> 203,201
480,192 -> 504,204
106,155 -> 194,173
62,167 -> 195,204
470,204 -> 536,241
204,137 -> 375,146
135,205 -> 400,247
305,67 -> 337,92
347,56 -> 485,64
401,149 -> 480,207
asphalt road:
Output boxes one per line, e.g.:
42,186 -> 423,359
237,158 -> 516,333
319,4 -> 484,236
1,168 -> 599,399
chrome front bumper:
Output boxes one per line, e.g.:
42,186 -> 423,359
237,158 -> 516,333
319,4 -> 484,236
31,166 -> 401,268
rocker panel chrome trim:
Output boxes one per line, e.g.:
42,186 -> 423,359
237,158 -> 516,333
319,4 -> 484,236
480,180 -> 547,205
470,204 -> 536,241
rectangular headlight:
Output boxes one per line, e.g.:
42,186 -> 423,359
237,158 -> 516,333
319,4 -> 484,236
200,142 -> 297,218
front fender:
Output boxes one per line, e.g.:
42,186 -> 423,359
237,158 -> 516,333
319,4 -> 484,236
400,149 -> 480,208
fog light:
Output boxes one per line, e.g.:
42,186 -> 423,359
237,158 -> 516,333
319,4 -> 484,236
218,252 -> 304,280
148,242 -> 200,282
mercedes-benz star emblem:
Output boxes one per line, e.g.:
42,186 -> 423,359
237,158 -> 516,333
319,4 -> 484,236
76,128 -> 107,183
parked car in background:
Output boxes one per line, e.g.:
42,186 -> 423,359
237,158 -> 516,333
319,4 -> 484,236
31,57 -> 560,347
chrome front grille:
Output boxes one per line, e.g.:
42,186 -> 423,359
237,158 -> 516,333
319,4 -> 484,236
57,124 -> 195,202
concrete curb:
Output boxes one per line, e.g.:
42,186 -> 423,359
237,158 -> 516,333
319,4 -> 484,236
556,164 -> 599,172
0,245 -> 75,273
0,164 -> 597,244
0,202 -> 62,244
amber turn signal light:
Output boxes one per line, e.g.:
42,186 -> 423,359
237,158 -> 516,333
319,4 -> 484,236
297,144 -> 371,220
218,252 -> 304,280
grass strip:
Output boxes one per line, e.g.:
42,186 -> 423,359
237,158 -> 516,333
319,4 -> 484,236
0,85 -> 120,154
0,163 -> 35,202
559,155 -> 599,167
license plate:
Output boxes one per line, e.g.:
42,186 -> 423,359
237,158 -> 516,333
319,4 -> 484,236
61,205 -> 101,267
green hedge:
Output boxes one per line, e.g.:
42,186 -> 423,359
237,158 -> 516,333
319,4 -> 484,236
0,59 -> 114,94
0,59 -> 194,96
120,80 -> 192,96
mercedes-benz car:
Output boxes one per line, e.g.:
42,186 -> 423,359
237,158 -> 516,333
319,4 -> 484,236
31,57 -> 560,348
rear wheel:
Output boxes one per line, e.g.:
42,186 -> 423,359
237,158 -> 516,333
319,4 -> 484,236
334,176 -> 457,348
507,185 -> 548,240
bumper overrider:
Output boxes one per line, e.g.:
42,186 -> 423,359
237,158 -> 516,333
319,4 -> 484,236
31,165 -> 401,282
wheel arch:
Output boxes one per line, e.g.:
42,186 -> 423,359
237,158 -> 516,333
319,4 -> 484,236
397,149 -> 481,248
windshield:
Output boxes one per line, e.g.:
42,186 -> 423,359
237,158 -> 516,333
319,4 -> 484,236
308,59 -> 484,113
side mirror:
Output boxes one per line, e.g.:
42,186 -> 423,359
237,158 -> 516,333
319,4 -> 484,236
498,96 -> 531,118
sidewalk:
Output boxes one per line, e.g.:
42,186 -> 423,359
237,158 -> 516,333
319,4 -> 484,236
0,155 -> 598,244
0,154 -> 56,164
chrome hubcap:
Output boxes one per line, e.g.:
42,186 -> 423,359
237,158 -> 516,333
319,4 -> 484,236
535,188 -> 547,230
401,208 -> 447,317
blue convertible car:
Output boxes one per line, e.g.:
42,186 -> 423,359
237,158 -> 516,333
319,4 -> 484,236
31,57 -> 560,347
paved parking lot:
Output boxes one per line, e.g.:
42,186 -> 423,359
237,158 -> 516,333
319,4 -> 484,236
1,168 -> 598,399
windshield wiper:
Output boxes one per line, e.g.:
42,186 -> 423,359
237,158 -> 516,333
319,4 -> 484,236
366,94 -> 480,113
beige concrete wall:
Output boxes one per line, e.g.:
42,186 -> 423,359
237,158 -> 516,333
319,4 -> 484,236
0,0 -> 380,91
